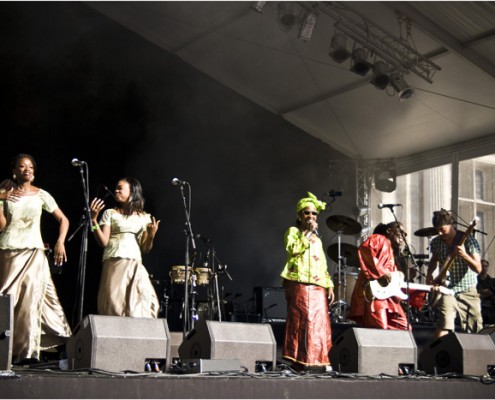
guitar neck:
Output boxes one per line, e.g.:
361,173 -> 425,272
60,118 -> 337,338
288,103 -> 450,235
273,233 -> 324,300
405,283 -> 434,292
435,220 -> 476,284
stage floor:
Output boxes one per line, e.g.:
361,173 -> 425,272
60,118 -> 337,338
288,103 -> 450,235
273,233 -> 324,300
1,365 -> 495,399
1,323 -> 494,399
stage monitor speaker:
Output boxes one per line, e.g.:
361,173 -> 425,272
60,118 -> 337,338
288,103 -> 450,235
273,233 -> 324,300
178,321 -> 277,372
0,294 -> 13,371
66,315 -> 171,373
254,287 -> 286,323
329,327 -> 417,375
419,332 -> 495,376
169,331 -> 183,363
479,326 -> 495,344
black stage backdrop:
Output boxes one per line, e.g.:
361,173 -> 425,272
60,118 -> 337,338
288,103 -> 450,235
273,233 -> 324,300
0,2 -> 356,328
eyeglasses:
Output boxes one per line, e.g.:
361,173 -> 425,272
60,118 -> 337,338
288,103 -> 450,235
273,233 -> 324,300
303,211 -> 318,216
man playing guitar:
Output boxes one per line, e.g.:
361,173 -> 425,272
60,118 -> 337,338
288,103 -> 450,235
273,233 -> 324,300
426,210 -> 483,339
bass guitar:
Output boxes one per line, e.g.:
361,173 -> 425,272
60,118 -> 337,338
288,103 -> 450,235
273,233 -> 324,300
428,219 -> 477,307
369,271 -> 454,300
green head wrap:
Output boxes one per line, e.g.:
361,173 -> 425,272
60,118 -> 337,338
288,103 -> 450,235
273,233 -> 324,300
295,192 -> 326,214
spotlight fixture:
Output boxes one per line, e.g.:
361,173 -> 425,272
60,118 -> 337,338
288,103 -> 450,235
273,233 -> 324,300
390,72 -> 413,101
252,1 -> 266,13
374,162 -> 397,193
370,61 -> 390,90
298,10 -> 318,41
350,48 -> 372,76
329,32 -> 351,63
277,2 -> 298,32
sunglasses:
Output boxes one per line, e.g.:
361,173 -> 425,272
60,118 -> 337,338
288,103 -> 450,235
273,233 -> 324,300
303,211 -> 318,216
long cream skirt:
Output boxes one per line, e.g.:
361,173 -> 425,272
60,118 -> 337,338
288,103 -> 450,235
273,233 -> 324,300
0,249 -> 72,361
97,258 -> 159,318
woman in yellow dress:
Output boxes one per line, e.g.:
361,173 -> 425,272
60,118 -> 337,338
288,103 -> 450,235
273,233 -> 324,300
0,154 -> 72,364
90,177 -> 160,318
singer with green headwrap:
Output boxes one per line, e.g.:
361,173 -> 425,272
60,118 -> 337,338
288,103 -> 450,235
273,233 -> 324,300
280,192 -> 334,372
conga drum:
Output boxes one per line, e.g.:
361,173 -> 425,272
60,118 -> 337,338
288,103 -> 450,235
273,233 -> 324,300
169,265 -> 192,285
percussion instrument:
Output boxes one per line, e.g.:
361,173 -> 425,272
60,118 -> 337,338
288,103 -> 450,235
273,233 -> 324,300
327,243 -> 359,267
169,265 -> 192,285
414,227 -> 437,237
326,215 -> 362,235
193,268 -> 211,286
333,270 -> 358,305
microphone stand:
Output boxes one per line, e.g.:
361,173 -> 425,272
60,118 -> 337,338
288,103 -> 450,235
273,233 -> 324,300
383,206 -> 418,331
68,162 -> 92,327
176,183 -> 197,338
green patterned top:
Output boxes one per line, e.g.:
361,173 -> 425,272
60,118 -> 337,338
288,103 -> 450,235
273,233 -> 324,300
280,226 -> 333,289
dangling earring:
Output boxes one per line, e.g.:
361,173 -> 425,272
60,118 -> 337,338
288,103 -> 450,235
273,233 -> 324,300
30,175 -> 35,183
12,174 -> 17,181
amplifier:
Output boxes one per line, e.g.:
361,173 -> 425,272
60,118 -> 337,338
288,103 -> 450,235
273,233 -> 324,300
254,287 -> 287,322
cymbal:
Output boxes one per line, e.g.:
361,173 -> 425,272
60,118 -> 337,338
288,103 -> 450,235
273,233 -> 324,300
327,243 -> 360,267
326,215 -> 362,235
414,227 -> 437,237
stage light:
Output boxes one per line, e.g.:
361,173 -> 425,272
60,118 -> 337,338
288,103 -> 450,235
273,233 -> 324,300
390,72 -> 413,101
329,32 -> 351,63
374,163 -> 397,193
277,2 -> 298,32
350,48 -> 372,76
370,61 -> 390,90
298,10 -> 318,41
252,1 -> 266,13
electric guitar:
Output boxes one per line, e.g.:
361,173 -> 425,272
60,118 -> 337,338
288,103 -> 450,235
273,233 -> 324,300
369,271 -> 454,300
428,219 -> 477,307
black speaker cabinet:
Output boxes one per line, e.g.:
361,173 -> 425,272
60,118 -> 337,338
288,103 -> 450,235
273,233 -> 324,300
254,287 -> 286,322
0,294 -> 13,371
169,331 -> 183,363
330,327 -> 417,375
419,332 -> 495,376
66,315 -> 171,372
178,321 -> 277,372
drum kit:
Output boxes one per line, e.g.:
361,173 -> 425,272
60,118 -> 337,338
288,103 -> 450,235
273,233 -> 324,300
325,214 -> 362,323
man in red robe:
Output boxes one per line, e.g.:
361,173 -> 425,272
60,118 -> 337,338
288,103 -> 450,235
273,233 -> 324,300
349,222 -> 410,330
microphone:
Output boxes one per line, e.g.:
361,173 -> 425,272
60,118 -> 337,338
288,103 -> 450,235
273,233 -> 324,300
71,158 -> 86,167
324,190 -> 343,197
171,177 -> 188,186
378,203 -> 402,209
102,185 -> 116,200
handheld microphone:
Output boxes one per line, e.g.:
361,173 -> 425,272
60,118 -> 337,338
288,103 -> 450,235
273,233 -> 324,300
378,203 -> 402,209
102,185 -> 116,200
171,177 -> 188,186
71,158 -> 86,167
324,190 -> 343,197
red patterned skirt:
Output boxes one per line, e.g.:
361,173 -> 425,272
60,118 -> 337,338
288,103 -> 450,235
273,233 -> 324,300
282,280 -> 332,367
